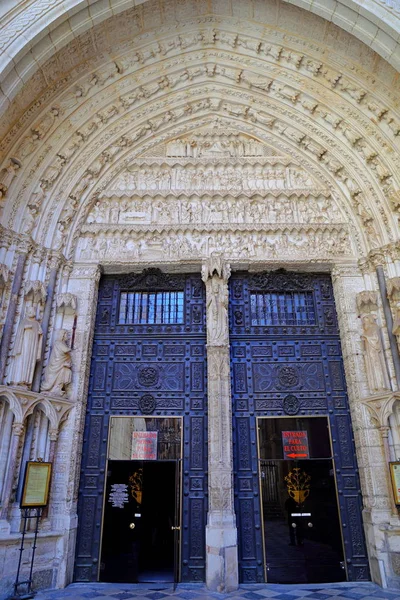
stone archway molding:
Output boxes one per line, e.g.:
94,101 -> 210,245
1,0 -> 400,118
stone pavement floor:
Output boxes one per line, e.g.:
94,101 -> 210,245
31,582 -> 400,600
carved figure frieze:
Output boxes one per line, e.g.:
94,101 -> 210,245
102,162 -> 320,196
41,329 -> 72,396
166,132 -> 268,158
86,192 -> 339,226
7,306 -> 43,388
76,225 -> 351,262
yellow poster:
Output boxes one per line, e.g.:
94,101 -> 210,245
21,462 -> 52,507
390,462 -> 400,505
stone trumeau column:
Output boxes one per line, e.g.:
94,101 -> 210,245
202,254 -> 238,592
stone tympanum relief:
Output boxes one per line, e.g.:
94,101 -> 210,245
76,129 -> 351,264
41,329 -> 72,396
7,306 -> 43,388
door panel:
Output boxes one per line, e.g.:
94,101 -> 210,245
230,271 -> 369,583
75,270 -> 207,583
258,416 -> 345,583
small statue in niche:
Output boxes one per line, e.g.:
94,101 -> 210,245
361,314 -> 390,393
8,306 -> 43,387
41,329 -> 72,396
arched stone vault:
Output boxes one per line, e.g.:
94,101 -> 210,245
1,7 -> 400,259
1,0 -> 400,117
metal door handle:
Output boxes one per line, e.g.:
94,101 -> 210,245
171,526 -> 180,530
129,522 -> 135,529
308,522 -> 313,528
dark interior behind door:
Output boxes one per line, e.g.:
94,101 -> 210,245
259,417 -> 345,584
100,460 -> 176,583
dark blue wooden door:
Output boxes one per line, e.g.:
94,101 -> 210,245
75,269 -> 207,583
230,271 -> 369,583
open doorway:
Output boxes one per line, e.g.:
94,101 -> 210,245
99,417 -> 182,584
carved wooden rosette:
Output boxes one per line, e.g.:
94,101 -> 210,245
202,255 -> 238,592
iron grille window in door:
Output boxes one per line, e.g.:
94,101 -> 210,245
250,291 -> 316,326
119,290 -> 184,324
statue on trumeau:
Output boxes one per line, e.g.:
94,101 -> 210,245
8,306 -> 43,387
206,276 -> 229,346
41,329 -> 72,396
361,314 -> 390,393
202,254 -> 231,346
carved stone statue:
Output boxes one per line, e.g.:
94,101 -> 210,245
361,314 -> 390,393
41,329 -> 72,396
206,276 -> 229,346
8,306 -> 43,387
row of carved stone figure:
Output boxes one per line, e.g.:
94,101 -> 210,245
165,136 -> 266,158
77,228 -> 351,260
7,307 -> 72,396
110,166 -> 314,192
87,195 -> 337,225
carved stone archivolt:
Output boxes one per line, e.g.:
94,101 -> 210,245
1,14 -> 399,257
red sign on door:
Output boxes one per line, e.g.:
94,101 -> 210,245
131,431 -> 158,460
282,430 -> 309,459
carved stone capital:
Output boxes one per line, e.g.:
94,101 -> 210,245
56,292 -> 78,315
331,263 -> 361,281
31,246 -> 47,264
48,428 -> 59,442
47,251 -> 64,271
201,253 -> 231,283
24,279 -> 47,305
12,423 -> 25,437
367,249 -> 386,268
356,290 -> 378,315
15,236 -> 32,254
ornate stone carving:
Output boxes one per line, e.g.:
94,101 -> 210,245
356,291 -> 379,315
361,314 -> 390,393
24,279 -> 47,306
202,255 -> 230,346
56,293 -> 78,315
7,306 -> 43,388
387,277 -> 400,342
0,263 -> 9,290
76,225 -> 352,263
0,159 -> 20,199
41,329 -> 72,396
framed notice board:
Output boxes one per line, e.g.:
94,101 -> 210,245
20,461 -> 52,508
389,462 -> 400,505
